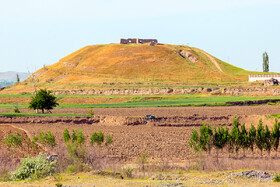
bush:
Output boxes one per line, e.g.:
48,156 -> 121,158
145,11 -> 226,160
88,109 -> 94,117
11,153 -> 56,180
274,174 -> 280,182
38,131 -> 56,149
91,131 -> 104,146
13,106 -> 20,113
4,132 -> 23,151
125,166 -> 133,178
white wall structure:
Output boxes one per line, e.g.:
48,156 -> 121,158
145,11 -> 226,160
249,74 -> 280,82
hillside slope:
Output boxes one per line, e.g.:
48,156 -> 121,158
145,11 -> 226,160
3,43 -> 255,95
23,44 -> 250,86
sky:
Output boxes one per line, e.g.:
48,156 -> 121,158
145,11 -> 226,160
0,0 -> 280,73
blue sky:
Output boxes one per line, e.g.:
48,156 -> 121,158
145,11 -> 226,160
0,0 -> 280,73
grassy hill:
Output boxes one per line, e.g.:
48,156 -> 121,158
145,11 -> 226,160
1,43 -> 261,94
25,44 -> 251,85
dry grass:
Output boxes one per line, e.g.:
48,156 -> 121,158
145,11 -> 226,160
3,43 -> 255,94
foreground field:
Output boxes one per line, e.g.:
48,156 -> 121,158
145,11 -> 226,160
2,105 -> 280,186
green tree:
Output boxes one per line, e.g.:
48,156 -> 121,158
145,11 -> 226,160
213,126 -> 229,159
199,123 -> 213,155
256,119 -> 265,157
28,89 -> 59,113
38,131 -> 56,149
272,119 -> 280,157
229,122 -> 240,157
248,124 -> 256,152
264,125 -> 272,156
16,74 -> 20,83
63,129 -> 71,143
105,134 -> 113,146
239,124 -> 249,157
189,129 -> 200,152
90,131 -> 104,146
263,51 -> 269,72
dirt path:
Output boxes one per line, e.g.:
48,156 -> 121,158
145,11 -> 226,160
198,49 -> 224,72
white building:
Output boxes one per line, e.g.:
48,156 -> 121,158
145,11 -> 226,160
248,74 -> 280,82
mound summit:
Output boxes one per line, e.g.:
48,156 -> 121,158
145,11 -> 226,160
21,43 -> 251,87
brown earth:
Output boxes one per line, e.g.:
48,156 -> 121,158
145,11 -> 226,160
1,105 -> 280,164
0,125 -> 44,158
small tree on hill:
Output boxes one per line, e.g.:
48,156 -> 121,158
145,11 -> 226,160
28,89 -> 59,113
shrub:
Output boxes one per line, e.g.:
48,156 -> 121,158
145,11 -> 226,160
91,131 -> 104,146
88,109 -> 94,117
274,174 -> 280,182
63,129 -> 87,171
63,129 -> 71,143
11,153 -> 56,180
137,151 -> 149,171
105,134 -> 113,146
4,132 -> 23,151
13,106 -> 20,113
125,166 -> 133,178
38,131 -> 56,149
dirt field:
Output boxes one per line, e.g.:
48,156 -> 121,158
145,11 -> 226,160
1,105 -> 280,166
2,105 -> 280,186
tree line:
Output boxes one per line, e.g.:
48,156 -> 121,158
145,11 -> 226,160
189,116 -> 280,158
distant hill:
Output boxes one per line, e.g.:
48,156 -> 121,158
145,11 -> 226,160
21,43 -> 252,85
0,72 -> 29,82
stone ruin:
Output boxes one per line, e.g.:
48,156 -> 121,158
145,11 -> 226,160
120,38 -> 158,45
264,78 -> 279,86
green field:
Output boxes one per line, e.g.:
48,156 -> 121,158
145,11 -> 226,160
0,95 -> 279,109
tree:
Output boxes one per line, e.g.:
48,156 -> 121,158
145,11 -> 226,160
263,51 -> 269,72
16,74 -> 20,83
213,126 -> 229,159
28,89 -> 59,113
199,123 -> 213,155
90,131 -> 104,146
272,119 -> 280,157
248,124 -> 256,153
230,122 -> 240,157
256,119 -> 265,157
264,125 -> 272,156
189,129 -> 200,152
240,124 -> 249,157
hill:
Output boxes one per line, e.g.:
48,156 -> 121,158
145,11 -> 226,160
31,44 -> 250,84
0,71 -> 29,82
0,71 -> 29,87
2,43 -> 256,94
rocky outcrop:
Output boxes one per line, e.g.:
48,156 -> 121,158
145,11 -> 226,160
232,170 -> 273,181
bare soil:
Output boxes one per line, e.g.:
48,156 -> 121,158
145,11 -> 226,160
1,105 -> 280,164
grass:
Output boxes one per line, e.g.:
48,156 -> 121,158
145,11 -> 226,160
0,96 -> 279,109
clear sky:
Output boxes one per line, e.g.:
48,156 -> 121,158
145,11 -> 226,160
1,0 -> 280,73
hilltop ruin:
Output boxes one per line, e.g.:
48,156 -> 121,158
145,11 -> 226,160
120,38 -> 158,45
